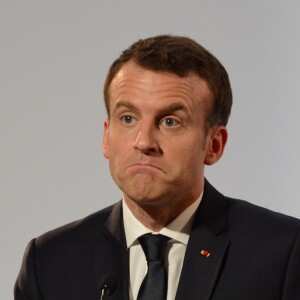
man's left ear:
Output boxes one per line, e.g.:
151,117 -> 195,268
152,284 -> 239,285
204,126 -> 228,165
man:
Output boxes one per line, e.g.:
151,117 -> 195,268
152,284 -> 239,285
15,35 -> 300,300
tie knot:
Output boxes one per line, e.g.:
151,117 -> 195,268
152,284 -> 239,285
138,234 -> 169,261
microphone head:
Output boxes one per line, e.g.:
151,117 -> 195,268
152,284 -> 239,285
100,274 -> 117,296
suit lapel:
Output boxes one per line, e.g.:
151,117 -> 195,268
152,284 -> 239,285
175,180 -> 231,300
94,202 -> 129,300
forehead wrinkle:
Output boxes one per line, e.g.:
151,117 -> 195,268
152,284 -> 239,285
109,77 -> 146,101
109,65 -> 212,118
112,79 -> 199,108
112,69 -> 198,95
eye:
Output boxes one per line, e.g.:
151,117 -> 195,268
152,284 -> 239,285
121,115 -> 135,125
161,117 -> 180,127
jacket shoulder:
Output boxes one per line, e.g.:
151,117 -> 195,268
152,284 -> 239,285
35,204 -> 116,249
226,197 -> 300,238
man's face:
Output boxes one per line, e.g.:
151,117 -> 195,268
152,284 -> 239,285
103,61 -> 223,210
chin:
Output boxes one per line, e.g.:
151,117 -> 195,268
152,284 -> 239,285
126,191 -> 157,204
125,187 -> 171,208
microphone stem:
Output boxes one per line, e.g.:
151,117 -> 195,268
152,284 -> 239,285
100,289 -> 105,300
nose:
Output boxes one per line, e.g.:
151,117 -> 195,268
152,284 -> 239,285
132,123 -> 161,155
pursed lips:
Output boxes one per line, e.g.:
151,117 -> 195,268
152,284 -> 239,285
126,163 -> 165,173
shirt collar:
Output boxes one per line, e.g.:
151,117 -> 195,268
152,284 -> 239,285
123,192 -> 203,248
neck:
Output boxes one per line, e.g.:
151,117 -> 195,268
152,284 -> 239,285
124,192 -> 201,231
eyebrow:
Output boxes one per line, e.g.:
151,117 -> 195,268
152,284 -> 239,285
112,101 -> 139,115
157,103 -> 190,116
112,101 -> 190,118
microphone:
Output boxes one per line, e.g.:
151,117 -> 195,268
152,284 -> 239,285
100,274 -> 117,300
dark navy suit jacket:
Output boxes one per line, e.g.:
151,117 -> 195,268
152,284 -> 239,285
15,181 -> 300,299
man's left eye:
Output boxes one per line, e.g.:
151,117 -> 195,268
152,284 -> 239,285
161,118 -> 179,127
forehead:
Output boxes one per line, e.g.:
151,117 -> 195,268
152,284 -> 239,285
108,61 -> 212,109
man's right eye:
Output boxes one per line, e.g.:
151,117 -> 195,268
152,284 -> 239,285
121,115 -> 134,124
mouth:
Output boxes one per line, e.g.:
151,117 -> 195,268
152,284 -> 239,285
126,163 -> 164,173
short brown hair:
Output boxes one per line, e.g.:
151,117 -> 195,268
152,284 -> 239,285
104,35 -> 232,129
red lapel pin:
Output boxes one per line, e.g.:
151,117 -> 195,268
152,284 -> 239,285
200,249 -> 211,257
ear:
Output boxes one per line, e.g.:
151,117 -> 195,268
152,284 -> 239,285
102,119 -> 110,159
204,126 -> 228,165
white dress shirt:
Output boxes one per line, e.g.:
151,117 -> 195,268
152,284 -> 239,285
123,193 -> 202,300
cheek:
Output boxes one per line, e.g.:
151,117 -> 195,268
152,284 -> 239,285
175,141 -> 207,169
107,137 -> 130,169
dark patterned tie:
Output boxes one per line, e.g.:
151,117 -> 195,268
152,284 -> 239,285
137,234 -> 169,300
